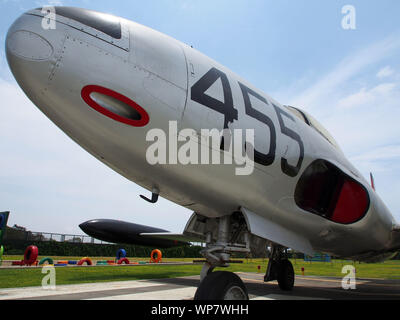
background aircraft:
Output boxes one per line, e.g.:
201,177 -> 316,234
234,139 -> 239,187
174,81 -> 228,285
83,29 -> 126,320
79,219 -> 193,248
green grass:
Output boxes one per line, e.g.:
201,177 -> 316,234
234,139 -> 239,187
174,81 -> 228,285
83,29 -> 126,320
1,257 -> 399,289
0,255 -> 203,288
0,264 -> 204,289
225,259 -> 400,280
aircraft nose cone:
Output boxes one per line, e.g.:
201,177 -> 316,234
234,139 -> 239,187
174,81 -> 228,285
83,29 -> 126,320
79,220 -> 108,238
79,220 -> 98,234
79,221 -> 90,233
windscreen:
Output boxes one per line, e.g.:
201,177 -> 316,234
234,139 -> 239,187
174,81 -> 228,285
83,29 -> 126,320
47,7 -> 122,39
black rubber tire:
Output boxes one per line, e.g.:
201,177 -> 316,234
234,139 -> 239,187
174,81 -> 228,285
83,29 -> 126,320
277,259 -> 295,291
194,271 -> 249,300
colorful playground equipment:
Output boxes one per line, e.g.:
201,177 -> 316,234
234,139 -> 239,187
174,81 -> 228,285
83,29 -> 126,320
11,245 -> 39,266
77,257 -> 93,266
116,248 -> 127,261
7,247 -> 164,267
117,258 -> 130,265
150,249 -> 162,263
39,257 -> 54,266
23,245 -> 39,265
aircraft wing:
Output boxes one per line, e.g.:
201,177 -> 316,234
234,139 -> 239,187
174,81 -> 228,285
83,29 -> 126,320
139,233 -> 203,243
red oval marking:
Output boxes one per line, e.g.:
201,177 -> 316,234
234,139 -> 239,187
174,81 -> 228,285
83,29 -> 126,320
81,85 -> 150,127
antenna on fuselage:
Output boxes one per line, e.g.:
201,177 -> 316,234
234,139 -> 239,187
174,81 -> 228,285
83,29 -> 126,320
370,173 -> 376,191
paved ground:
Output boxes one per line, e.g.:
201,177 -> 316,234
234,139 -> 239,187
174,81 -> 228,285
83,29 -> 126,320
0,272 -> 399,300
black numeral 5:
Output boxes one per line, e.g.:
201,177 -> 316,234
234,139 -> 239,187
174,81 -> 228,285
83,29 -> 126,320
239,83 -> 276,166
273,104 -> 304,177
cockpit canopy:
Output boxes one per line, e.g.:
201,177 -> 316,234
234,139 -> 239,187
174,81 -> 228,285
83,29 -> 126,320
285,106 -> 341,151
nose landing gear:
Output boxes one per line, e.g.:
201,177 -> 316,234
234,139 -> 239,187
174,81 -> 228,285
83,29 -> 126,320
264,245 -> 295,291
194,215 -> 250,300
192,214 -> 295,300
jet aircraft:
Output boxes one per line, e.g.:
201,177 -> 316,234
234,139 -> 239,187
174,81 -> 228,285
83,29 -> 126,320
6,6 -> 400,300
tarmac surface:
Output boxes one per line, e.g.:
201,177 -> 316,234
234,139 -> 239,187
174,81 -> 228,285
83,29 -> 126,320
1,272 -> 399,300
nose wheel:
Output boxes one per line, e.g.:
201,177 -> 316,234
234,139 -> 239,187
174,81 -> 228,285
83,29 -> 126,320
264,245 -> 295,291
195,271 -> 249,300
277,259 -> 295,291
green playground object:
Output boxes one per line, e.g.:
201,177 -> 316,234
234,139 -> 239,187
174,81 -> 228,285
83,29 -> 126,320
39,257 -> 54,265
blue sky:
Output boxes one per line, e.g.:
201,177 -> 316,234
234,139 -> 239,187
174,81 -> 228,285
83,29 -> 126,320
1,0 -> 400,234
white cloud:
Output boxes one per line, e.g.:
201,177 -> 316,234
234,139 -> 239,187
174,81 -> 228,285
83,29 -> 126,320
377,66 -> 395,79
289,34 -> 400,113
350,145 -> 400,171
337,82 -> 397,109
34,0 -> 63,7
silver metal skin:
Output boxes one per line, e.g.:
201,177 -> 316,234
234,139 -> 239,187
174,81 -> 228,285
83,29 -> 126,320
5,7 -> 400,263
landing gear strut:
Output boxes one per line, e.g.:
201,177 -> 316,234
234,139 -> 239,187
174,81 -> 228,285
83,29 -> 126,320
191,213 -> 295,299
264,245 -> 295,291
194,215 -> 250,300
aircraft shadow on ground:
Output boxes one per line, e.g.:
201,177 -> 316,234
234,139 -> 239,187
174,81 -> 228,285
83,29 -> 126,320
148,277 -> 400,300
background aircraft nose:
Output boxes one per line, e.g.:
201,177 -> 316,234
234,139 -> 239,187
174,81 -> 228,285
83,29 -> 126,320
79,221 -> 93,234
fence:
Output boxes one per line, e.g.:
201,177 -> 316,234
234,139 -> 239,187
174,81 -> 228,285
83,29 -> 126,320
4,228 -> 109,245
4,227 -> 206,247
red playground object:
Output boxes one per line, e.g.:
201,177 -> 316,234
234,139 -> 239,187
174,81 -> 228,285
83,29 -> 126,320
117,258 -> 130,265
23,245 -> 39,266
77,257 -> 93,266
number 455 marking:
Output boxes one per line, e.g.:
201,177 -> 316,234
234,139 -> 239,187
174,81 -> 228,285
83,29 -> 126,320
191,67 -> 304,178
